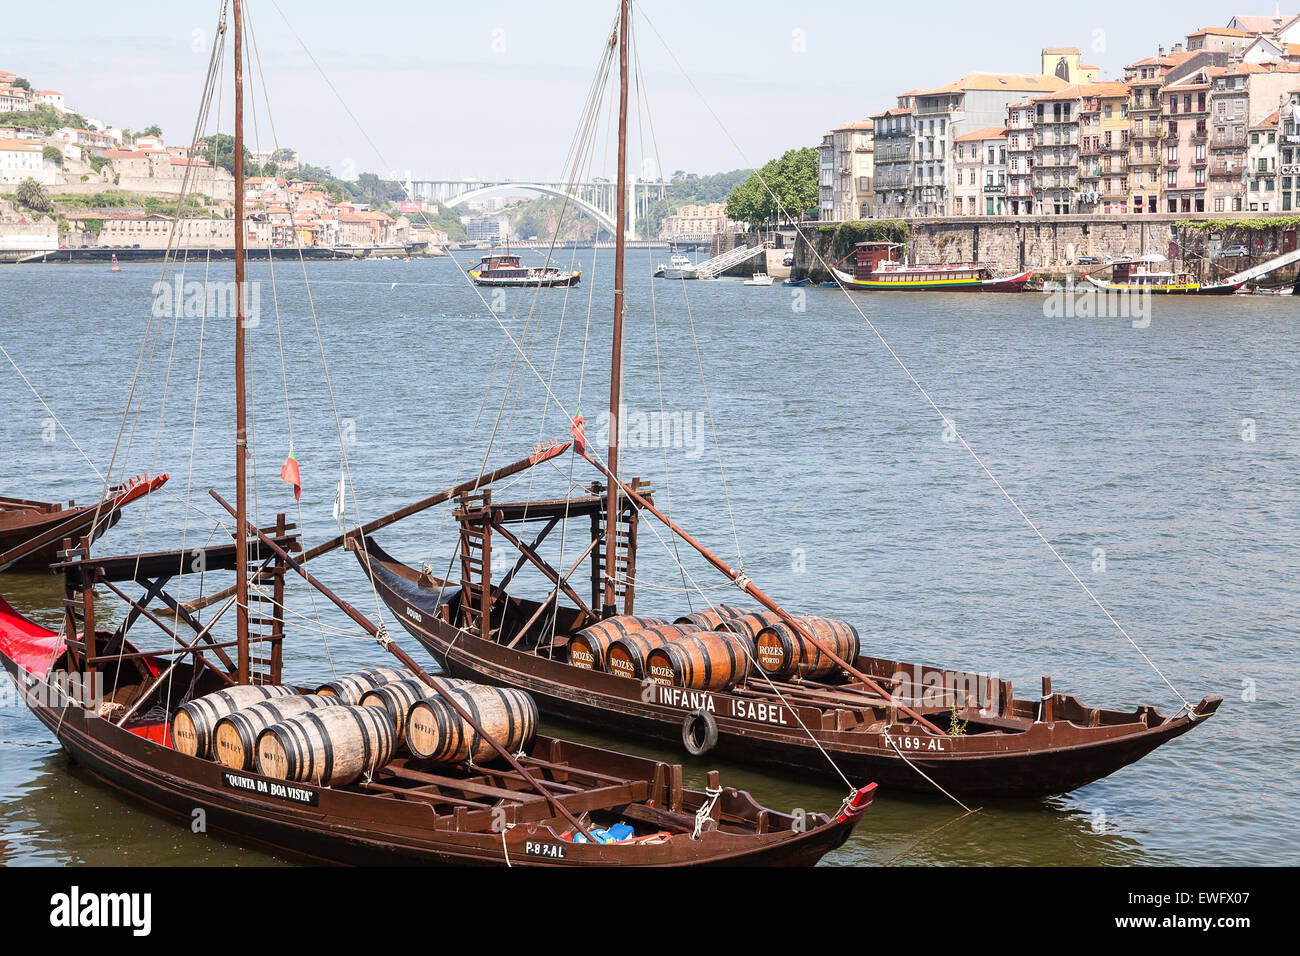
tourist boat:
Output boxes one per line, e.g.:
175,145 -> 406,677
0,475 -> 167,573
832,242 -> 1033,292
655,253 -> 698,280
110,253 -> 121,272
1083,256 -> 1243,294
744,272 -> 774,286
0,0 -> 874,868
468,252 -> 581,288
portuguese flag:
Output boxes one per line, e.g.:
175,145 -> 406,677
571,406 -> 586,457
280,446 -> 302,501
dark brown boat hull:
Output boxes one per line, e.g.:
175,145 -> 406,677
358,537 -> 1218,800
0,651 -> 860,867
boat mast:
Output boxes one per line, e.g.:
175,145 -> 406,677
603,0 -> 630,618
233,0 -> 250,683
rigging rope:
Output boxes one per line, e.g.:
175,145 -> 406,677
635,5 -> 1197,715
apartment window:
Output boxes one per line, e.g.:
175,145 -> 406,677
1215,198 -> 1224,211
1252,132 -> 1259,144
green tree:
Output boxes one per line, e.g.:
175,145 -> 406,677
200,133 -> 252,176
16,178 -> 52,213
42,145 -> 63,165
12,77 -> 31,91
143,124 -> 163,138
725,148 -> 819,228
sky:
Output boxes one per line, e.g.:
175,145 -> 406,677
0,0 -> 1271,181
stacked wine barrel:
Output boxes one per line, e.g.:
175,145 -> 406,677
674,604 -> 746,630
567,616 -> 665,671
315,667 -> 413,704
171,685 -> 299,759
754,615 -> 860,680
406,684 -> 538,765
606,623 -> 703,680
644,630 -> 753,691
212,694 -> 344,771
359,676 -> 472,749
255,704 -> 397,786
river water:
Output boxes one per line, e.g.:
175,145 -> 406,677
1,250 -> 1295,866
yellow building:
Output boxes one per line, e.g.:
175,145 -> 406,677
1042,47 -> 1101,84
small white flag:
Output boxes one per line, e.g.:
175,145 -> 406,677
332,468 -> 346,528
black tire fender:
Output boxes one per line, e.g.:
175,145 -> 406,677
681,708 -> 718,756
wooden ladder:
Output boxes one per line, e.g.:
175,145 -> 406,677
455,491 -> 493,636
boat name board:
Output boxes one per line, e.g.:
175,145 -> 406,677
220,770 -> 319,806
524,841 -> 567,859
654,684 -> 791,727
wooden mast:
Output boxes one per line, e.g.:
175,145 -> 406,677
233,0 -> 250,684
603,0 -> 630,618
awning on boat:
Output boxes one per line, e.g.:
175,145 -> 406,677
0,594 -> 64,677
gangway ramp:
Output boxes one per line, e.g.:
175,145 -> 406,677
1221,247 -> 1300,286
695,243 -> 766,278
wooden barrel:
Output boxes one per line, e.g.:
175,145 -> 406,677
755,615 -> 860,680
255,705 -> 396,786
567,616 -> 664,671
606,624 -> 703,680
314,667 -> 411,704
212,695 -> 343,771
718,611 -> 783,642
406,685 -> 538,765
674,604 -> 746,630
359,676 -> 471,747
644,631 -> 752,691
171,685 -> 298,759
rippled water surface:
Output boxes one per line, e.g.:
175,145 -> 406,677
1,252 -> 1296,866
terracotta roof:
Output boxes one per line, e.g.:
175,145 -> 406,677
871,106 -> 913,119
1254,107 -> 1281,128
830,120 -> 874,132
915,72 -> 1069,96
1188,26 -> 1252,38
954,125 -> 1007,142
0,138 -> 40,151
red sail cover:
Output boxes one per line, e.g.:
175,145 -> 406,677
0,594 -> 64,676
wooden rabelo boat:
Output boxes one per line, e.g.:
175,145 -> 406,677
342,15 -> 1219,803
831,242 -> 1033,292
0,0 -> 873,868
0,474 -> 167,572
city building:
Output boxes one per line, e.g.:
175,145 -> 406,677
660,202 -> 732,237
1041,47 -> 1101,84
1162,66 -> 1218,213
1246,106 -> 1280,209
820,121 -> 873,220
0,137 -> 52,185
1005,98 -> 1036,215
952,127 -> 1007,215
870,94 -> 916,219
467,215 -> 508,242
909,72 -> 1067,217
1031,84 -> 1087,215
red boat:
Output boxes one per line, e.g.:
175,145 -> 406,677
832,242 -> 1033,292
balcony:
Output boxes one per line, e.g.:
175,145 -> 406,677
1192,156 -> 1208,168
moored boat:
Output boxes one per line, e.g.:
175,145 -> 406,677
1083,255 -> 1243,294
468,252 -> 581,288
0,0 -> 875,869
832,241 -> 1032,292
0,475 -> 167,573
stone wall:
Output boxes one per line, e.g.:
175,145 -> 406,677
797,214 -> 1300,284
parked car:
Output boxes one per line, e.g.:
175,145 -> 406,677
1077,255 -> 1099,265
1217,245 -> 1249,258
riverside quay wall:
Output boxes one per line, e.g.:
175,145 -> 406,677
797,214 -> 1300,284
